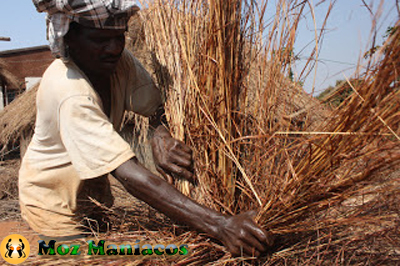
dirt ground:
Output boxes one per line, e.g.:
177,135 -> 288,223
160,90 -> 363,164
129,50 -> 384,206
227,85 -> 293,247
0,158 -> 20,220
0,158 -> 41,257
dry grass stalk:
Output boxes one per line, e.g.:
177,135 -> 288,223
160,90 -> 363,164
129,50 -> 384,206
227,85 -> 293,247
139,0 -> 333,209
131,0 -> 400,264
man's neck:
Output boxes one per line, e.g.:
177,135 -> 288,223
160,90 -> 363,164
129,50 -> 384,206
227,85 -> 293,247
89,74 -> 110,92
88,73 -> 112,118
72,60 -> 113,117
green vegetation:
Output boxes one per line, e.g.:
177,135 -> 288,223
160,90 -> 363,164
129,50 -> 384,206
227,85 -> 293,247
316,79 -> 362,108
318,25 -> 398,108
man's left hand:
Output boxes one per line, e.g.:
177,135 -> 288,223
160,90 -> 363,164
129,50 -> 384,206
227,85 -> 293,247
151,125 -> 195,184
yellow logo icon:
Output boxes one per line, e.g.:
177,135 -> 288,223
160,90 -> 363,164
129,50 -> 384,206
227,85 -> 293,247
0,234 -> 30,264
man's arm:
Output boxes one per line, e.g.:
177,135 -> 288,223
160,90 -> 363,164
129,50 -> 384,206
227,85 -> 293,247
112,157 -> 273,257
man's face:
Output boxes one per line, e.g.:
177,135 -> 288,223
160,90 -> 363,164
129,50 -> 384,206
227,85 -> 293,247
65,23 -> 126,77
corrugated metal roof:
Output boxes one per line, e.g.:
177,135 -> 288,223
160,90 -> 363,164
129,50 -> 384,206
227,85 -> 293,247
0,45 -> 50,56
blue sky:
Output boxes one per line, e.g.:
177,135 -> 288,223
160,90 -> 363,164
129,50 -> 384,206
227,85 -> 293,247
0,1 -> 398,94
0,0 -> 46,50
293,1 -> 398,95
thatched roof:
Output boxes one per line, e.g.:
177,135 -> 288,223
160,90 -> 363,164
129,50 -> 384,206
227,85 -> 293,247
0,58 -> 19,88
243,64 -> 330,131
0,85 -> 37,154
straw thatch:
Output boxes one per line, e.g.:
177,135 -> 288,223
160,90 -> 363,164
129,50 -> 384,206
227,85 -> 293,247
0,58 -> 20,89
0,85 -> 38,155
123,1 -> 400,264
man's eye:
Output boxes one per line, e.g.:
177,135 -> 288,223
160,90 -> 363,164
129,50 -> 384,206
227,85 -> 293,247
91,36 -> 124,43
92,37 -> 108,43
116,35 -> 125,42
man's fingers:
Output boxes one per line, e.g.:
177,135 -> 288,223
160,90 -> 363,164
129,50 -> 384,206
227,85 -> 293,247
240,233 -> 266,255
246,222 -> 274,247
163,162 -> 194,183
247,223 -> 268,243
236,223 -> 268,255
171,143 -> 193,168
157,155 -> 196,183
174,140 -> 192,154
171,148 -> 192,163
165,174 -> 174,185
243,210 -> 274,247
156,166 -> 174,185
169,152 -> 192,169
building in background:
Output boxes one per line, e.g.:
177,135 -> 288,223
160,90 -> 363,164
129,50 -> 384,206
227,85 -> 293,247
0,45 -> 53,110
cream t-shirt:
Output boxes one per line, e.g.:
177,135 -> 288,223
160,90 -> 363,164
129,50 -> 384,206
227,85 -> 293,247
19,49 -> 161,237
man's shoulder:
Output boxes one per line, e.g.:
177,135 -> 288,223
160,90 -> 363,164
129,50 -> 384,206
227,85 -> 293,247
114,49 -> 155,88
42,59 -> 86,85
115,49 -> 134,73
39,59 -> 95,97
115,49 -> 147,77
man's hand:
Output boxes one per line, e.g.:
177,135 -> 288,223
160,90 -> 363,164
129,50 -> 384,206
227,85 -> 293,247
216,210 -> 274,257
151,125 -> 195,184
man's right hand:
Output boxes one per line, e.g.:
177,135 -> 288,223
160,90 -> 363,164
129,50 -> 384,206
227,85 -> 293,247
214,210 -> 273,257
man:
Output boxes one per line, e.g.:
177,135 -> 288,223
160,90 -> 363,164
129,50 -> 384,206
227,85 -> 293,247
20,0 -> 273,257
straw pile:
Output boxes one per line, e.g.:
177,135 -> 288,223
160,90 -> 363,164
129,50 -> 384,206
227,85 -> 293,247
120,0 -> 399,264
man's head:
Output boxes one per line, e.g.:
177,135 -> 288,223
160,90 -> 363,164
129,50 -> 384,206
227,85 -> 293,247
32,0 -> 139,59
65,22 -> 126,77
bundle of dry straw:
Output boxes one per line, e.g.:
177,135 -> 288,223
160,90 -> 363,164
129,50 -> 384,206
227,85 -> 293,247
127,0 -> 399,264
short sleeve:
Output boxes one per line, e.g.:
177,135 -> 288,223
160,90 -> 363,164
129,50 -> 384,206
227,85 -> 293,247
122,50 -> 162,116
59,95 -> 135,179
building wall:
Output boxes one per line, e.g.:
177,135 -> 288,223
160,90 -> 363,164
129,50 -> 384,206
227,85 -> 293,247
25,77 -> 42,91
0,46 -> 54,90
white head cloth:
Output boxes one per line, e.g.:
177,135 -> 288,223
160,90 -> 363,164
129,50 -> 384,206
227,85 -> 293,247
32,0 -> 139,58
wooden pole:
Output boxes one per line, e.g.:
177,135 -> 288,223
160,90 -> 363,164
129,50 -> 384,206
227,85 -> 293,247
4,83 -> 8,106
1,80 -> 6,108
0,36 -> 12,107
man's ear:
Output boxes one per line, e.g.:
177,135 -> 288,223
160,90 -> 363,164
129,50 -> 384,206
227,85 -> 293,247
64,22 -> 80,45
64,30 -> 72,47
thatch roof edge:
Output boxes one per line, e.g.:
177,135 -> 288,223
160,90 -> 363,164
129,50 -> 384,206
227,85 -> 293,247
0,85 -> 37,153
0,59 -> 20,89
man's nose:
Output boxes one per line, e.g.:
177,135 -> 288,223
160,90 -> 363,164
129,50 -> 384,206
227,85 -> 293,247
104,37 -> 124,54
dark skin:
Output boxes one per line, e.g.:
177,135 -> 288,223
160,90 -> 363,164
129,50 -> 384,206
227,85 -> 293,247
64,22 -> 273,257
149,107 -> 195,185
